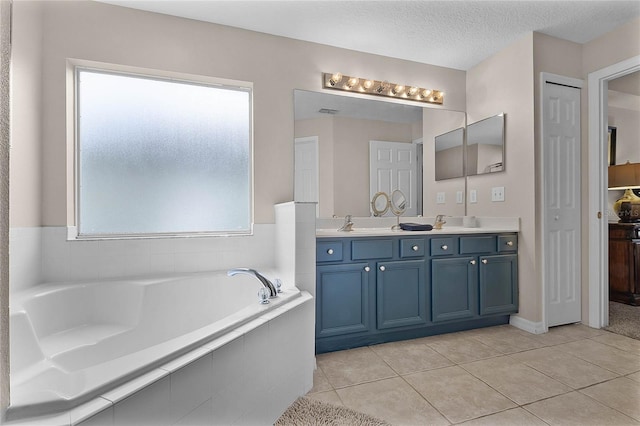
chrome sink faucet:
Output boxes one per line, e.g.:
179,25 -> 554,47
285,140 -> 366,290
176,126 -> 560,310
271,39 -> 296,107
337,215 -> 354,232
227,268 -> 278,298
434,214 -> 447,230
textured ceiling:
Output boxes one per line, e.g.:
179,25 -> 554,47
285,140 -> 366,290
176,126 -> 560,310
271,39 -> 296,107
98,0 -> 640,70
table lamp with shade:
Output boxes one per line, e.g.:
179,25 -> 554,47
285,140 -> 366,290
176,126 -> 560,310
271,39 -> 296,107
608,161 -> 640,223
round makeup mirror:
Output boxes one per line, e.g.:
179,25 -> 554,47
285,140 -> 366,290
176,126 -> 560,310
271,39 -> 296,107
390,189 -> 407,216
371,192 -> 390,217
390,189 -> 406,230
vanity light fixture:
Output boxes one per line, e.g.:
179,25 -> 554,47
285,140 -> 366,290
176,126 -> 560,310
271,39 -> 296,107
322,72 -> 444,105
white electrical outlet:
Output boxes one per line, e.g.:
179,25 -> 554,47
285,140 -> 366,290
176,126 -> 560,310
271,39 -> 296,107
436,192 -> 446,204
491,186 -> 505,202
456,191 -> 463,204
469,189 -> 477,203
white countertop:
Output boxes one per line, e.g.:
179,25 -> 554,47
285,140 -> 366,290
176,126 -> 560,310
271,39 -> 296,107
316,216 -> 520,238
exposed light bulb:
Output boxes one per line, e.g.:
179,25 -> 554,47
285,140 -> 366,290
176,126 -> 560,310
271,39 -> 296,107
376,80 -> 389,94
408,86 -> 418,96
363,79 -> 374,90
392,85 -> 404,95
420,89 -> 432,99
346,77 -> 359,88
329,72 -> 343,86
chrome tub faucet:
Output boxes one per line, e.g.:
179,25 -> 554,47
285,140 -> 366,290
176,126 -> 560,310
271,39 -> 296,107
227,268 -> 278,300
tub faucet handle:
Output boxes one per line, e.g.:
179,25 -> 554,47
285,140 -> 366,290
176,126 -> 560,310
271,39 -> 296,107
257,287 -> 270,304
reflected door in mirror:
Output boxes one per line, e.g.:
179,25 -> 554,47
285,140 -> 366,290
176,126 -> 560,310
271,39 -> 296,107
369,140 -> 417,216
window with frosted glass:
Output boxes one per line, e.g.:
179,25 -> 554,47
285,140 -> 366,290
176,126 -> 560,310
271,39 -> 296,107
76,69 -> 252,236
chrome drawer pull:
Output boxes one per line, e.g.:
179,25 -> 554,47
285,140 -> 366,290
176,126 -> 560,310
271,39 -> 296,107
506,241 -> 514,247
482,259 -> 488,264
441,245 -> 448,250
327,249 -> 334,255
364,266 -> 370,272
379,265 -> 386,271
412,245 -> 419,251
470,260 -> 476,265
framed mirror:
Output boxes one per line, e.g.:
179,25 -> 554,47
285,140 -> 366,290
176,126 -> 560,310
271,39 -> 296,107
466,113 -> 505,176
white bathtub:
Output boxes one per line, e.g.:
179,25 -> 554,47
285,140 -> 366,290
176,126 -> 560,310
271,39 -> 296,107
8,271 -> 314,424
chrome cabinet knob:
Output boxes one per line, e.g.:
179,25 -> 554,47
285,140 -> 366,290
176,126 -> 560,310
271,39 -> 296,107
441,245 -> 448,250
412,245 -> 419,251
506,241 -> 514,247
379,265 -> 386,271
482,259 -> 488,264
327,249 -> 334,255
364,266 -> 370,272
470,260 -> 476,265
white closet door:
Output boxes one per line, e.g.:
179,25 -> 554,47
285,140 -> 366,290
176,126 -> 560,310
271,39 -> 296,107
543,80 -> 582,327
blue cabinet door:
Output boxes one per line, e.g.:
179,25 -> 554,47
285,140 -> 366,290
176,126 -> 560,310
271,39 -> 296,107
316,263 -> 372,338
376,259 -> 428,330
479,254 -> 518,315
431,257 -> 477,322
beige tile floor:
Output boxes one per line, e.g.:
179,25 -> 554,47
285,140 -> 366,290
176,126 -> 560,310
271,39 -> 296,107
308,324 -> 640,425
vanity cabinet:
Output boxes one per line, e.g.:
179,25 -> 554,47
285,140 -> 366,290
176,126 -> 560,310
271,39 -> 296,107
431,257 -> 477,322
315,232 -> 518,353
316,262 -> 372,338
376,259 -> 428,330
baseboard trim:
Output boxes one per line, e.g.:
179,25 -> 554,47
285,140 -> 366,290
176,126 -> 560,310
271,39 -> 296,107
510,315 -> 546,334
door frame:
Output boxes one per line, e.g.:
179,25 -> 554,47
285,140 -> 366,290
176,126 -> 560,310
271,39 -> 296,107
294,136 -> 319,216
540,72 -> 584,331
587,55 -> 640,328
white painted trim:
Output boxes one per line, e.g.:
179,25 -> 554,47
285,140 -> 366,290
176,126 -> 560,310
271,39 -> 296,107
539,72 -> 584,330
509,315 -> 546,335
587,55 -> 640,329
541,72 -> 584,89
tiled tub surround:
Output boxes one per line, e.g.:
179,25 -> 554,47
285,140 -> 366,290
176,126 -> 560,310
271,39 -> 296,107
7,202 -> 318,424
9,224 -> 278,293
8,272 -> 314,425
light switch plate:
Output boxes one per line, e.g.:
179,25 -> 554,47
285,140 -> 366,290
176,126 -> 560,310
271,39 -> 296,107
491,186 -> 505,202
469,189 -> 477,203
436,192 -> 446,204
456,191 -> 463,204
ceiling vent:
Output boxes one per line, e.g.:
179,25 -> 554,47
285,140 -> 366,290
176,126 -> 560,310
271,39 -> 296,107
318,108 -> 339,115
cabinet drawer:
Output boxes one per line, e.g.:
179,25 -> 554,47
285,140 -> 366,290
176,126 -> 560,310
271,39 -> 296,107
400,238 -> 426,258
498,235 -> 518,252
431,237 -> 455,256
317,241 -> 343,262
352,239 -> 393,260
460,236 -> 496,254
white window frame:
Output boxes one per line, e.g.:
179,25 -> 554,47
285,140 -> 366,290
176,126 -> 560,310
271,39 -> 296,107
68,61 -> 254,240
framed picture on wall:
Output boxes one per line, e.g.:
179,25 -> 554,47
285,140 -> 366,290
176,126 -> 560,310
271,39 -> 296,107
608,126 -> 617,166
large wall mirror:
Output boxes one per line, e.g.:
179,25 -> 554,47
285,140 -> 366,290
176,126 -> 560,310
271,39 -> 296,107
294,89 -> 466,218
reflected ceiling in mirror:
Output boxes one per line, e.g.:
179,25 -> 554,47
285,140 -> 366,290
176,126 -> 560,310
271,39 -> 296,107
466,113 -> 505,176
294,90 -> 422,123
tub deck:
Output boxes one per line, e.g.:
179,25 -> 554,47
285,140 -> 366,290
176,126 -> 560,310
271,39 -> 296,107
8,271 -> 309,422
